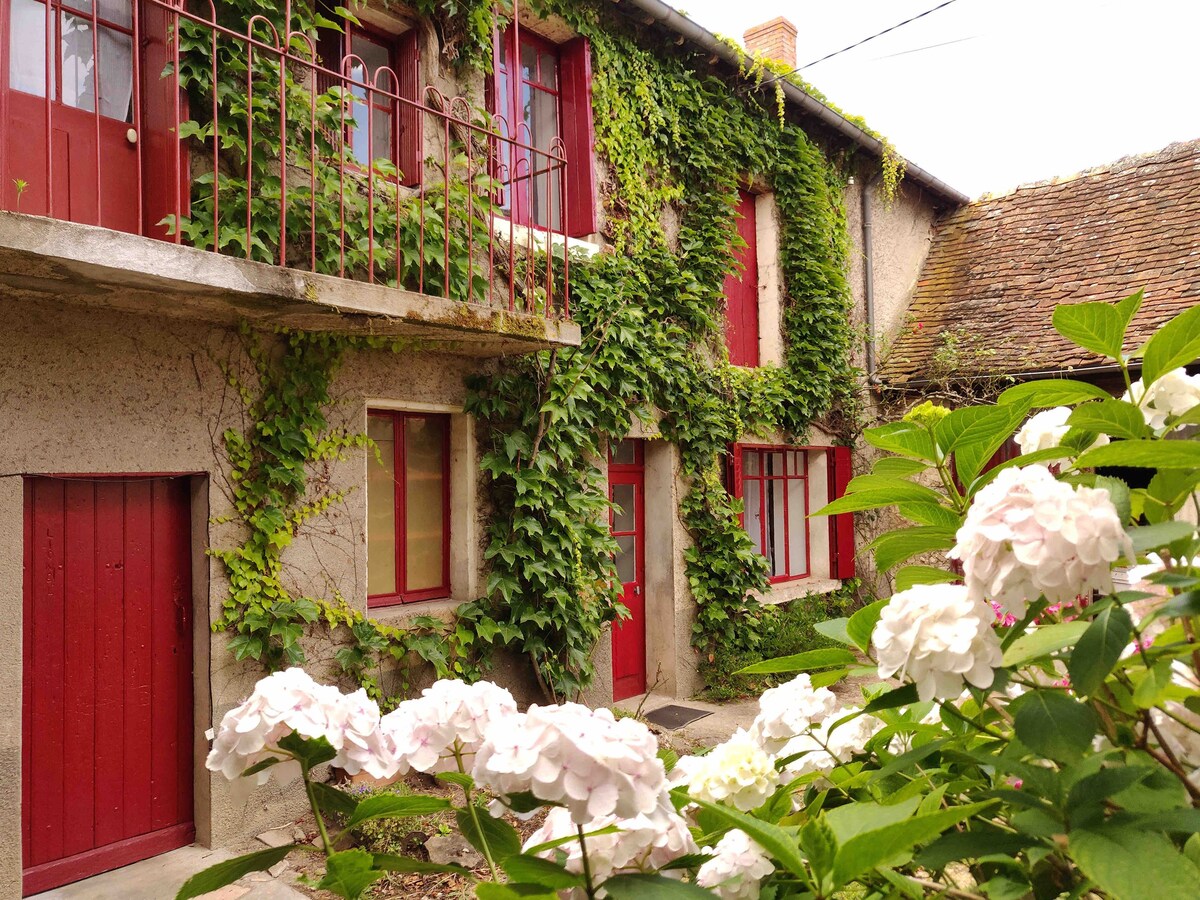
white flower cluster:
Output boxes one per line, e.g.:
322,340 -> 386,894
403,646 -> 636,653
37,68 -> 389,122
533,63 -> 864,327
380,679 -> 516,774
524,802 -> 697,897
695,829 -> 775,900
950,464 -> 1132,619
1014,405 -> 1108,456
1124,368 -> 1200,431
874,584 -> 1003,701
780,707 -> 885,779
205,668 -> 394,784
749,674 -> 840,754
673,729 -> 779,812
473,703 -> 667,824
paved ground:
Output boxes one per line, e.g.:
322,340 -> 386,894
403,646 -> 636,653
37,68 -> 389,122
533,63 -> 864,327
613,692 -> 759,751
31,844 -> 308,900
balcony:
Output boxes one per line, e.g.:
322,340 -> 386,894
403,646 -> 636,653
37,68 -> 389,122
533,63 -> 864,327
0,0 -> 581,353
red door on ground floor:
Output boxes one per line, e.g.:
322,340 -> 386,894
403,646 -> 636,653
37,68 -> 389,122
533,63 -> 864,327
609,439 -> 646,702
22,476 -> 195,895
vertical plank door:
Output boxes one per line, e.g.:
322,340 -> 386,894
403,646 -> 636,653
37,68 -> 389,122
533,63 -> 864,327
609,440 -> 647,701
23,476 -> 194,895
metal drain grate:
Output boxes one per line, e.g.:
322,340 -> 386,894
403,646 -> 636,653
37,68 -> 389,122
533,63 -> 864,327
643,704 -> 712,730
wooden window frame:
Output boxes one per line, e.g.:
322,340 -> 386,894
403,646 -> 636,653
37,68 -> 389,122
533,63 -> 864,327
732,443 -> 812,583
492,23 -> 563,230
367,409 -> 451,608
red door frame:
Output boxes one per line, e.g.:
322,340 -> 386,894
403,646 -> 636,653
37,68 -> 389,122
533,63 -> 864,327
608,440 -> 647,702
22,474 -> 196,896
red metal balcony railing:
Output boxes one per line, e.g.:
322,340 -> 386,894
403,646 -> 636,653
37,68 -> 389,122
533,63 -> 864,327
0,0 -> 569,319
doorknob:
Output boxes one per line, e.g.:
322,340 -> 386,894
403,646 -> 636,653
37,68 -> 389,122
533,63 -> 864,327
126,128 -> 138,144
633,585 -> 641,596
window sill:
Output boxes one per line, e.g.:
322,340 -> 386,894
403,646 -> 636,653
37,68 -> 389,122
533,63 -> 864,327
366,596 -> 460,626
752,576 -> 843,606
491,215 -> 601,258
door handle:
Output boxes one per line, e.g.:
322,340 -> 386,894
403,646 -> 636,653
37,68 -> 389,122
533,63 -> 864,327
633,585 -> 641,596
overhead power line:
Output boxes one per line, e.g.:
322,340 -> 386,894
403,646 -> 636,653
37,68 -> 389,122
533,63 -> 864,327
760,0 -> 962,86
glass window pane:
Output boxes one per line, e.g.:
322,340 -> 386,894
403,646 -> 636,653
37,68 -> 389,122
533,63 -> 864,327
744,480 -> 762,556
60,12 -> 94,111
372,104 -> 392,162
98,25 -> 133,120
615,534 -> 636,584
9,0 -> 48,98
367,416 -> 397,596
611,483 -> 635,533
743,450 -> 760,476
768,479 -> 786,576
538,50 -> 557,89
765,451 -> 784,477
404,416 -> 447,593
98,0 -> 132,28
352,31 -> 391,77
610,440 -> 637,465
788,477 -> 808,576
520,41 -> 536,83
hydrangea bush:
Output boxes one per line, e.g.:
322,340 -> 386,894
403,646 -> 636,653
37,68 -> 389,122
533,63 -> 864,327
181,294 -> 1200,899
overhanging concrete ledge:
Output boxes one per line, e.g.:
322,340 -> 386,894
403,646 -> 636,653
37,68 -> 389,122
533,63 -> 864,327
0,212 -> 581,356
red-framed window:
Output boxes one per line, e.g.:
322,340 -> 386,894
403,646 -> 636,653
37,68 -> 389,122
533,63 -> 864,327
366,410 -> 450,606
8,0 -> 136,122
725,188 -> 760,367
316,17 -> 421,186
730,444 -> 856,582
489,23 -> 597,238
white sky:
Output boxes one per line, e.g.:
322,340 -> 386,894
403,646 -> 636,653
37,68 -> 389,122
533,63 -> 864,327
676,0 -> 1200,198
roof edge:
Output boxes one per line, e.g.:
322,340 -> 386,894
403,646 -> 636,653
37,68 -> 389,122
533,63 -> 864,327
614,0 -> 969,206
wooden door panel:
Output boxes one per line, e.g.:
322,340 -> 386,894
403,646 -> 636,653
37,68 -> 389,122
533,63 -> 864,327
609,445 -> 647,702
22,476 -> 194,895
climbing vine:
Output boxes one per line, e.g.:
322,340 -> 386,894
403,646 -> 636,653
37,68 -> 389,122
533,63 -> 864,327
462,0 -> 860,699
186,0 -> 870,704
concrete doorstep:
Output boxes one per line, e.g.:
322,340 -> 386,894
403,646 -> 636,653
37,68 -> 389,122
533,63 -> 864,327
30,844 -> 308,900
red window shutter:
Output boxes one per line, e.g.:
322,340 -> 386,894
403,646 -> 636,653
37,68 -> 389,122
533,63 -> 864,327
724,190 -> 760,367
396,29 -> 422,188
829,446 -> 856,579
558,36 -> 597,238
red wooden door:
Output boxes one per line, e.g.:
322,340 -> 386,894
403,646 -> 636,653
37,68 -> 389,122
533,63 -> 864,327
0,0 -> 183,236
609,440 -> 646,702
22,476 -> 194,895
724,189 -> 760,367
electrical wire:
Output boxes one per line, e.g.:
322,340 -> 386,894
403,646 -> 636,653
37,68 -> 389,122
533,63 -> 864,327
759,0 -> 963,84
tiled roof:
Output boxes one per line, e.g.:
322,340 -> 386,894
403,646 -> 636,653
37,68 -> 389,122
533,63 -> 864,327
880,140 -> 1200,385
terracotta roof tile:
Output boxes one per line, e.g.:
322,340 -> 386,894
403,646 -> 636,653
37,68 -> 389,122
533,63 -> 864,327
880,140 -> 1200,384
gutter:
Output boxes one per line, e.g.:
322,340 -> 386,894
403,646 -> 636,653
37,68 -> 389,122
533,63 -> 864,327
614,0 -> 970,207
862,173 -> 881,383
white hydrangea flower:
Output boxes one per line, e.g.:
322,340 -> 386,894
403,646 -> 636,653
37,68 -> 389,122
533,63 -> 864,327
473,702 -> 667,824
524,801 -> 697,897
696,829 -> 774,900
673,729 -> 779,812
1014,405 -> 1108,456
949,465 -> 1133,619
1123,368 -> 1200,430
379,679 -> 516,774
205,668 -> 397,785
780,707 -> 884,779
873,584 -> 1002,702
749,674 -> 840,754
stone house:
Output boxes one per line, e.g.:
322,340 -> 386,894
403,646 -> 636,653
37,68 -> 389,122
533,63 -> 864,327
0,0 -> 964,893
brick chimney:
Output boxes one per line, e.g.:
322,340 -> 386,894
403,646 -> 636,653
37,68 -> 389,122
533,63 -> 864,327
743,17 -> 798,69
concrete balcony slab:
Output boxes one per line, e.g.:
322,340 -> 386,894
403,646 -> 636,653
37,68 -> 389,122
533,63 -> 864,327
0,212 -> 581,356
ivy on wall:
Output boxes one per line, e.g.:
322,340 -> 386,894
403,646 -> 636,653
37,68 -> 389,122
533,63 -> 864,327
462,0 -> 859,699
191,0 -> 864,704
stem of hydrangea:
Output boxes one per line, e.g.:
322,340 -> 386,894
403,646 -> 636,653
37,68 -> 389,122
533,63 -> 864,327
576,825 -> 598,900
453,744 -> 502,882
303,768 -> 334,855
936,697 -> 1006,740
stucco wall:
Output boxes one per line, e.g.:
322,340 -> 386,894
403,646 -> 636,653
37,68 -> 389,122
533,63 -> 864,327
0,296 -> 515,889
